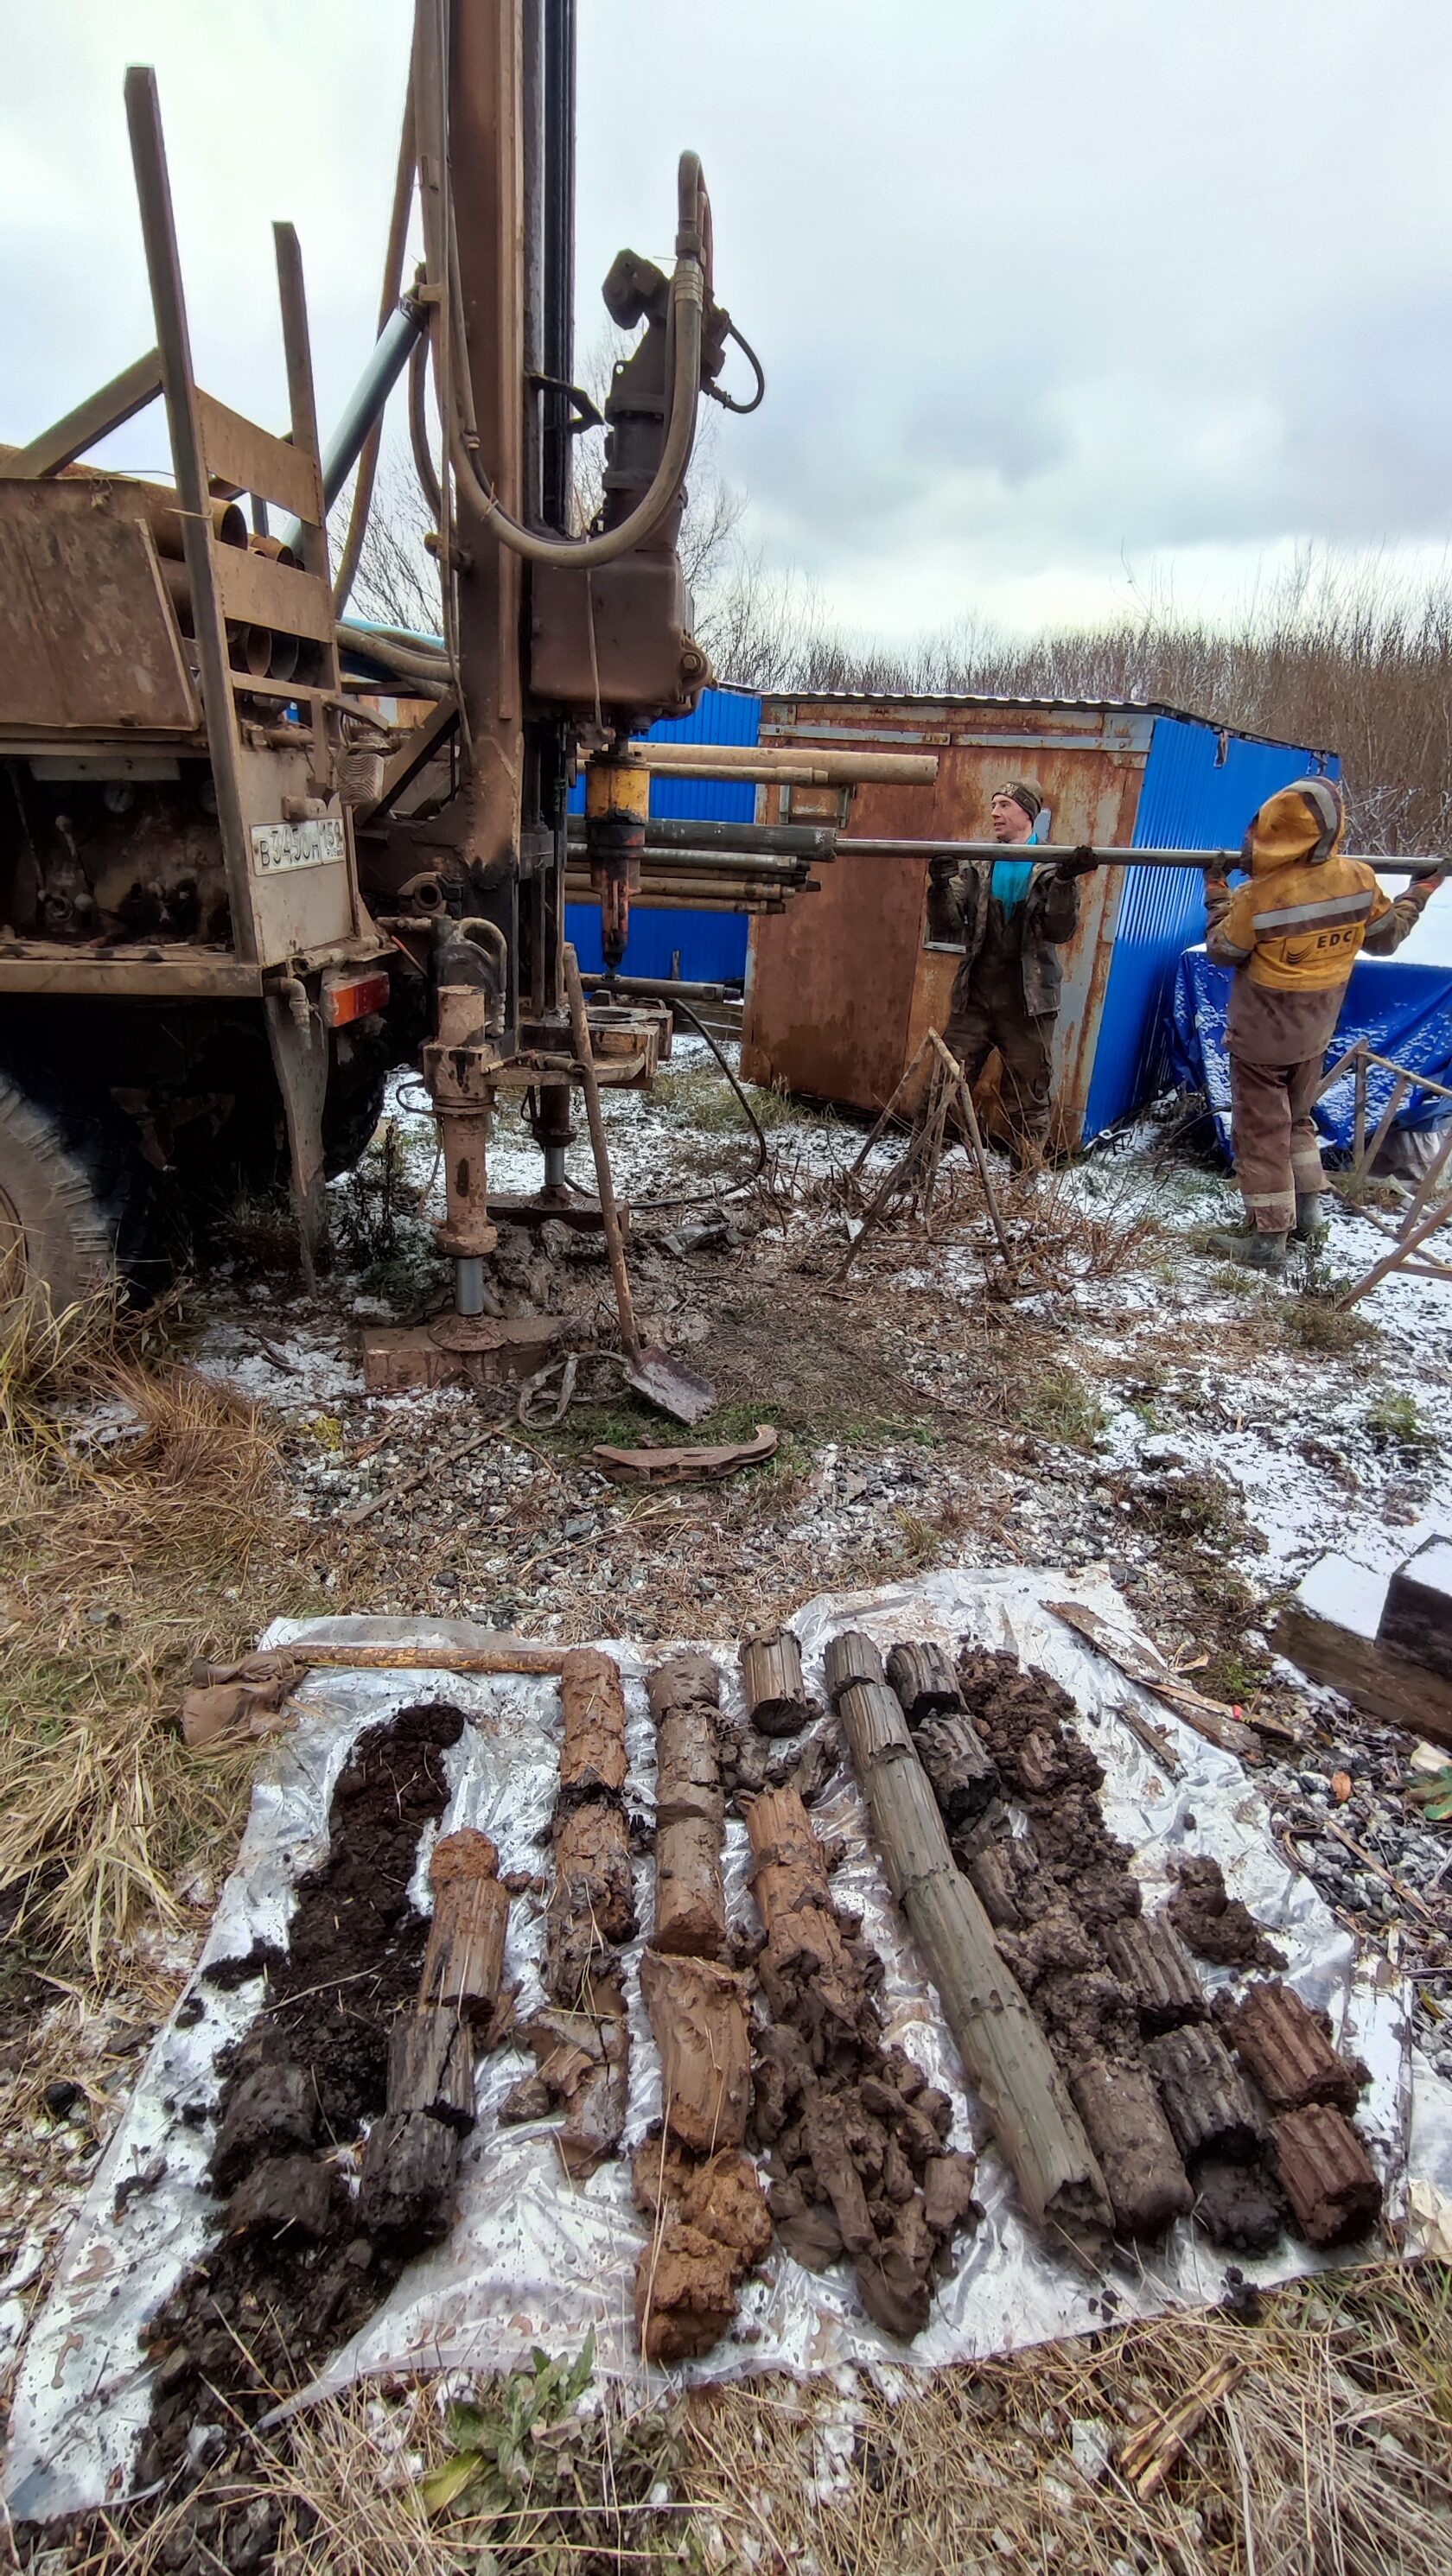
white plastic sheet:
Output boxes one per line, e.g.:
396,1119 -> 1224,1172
9,1571 -> 1452,2523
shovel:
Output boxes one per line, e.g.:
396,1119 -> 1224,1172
563,947 -> 717,1426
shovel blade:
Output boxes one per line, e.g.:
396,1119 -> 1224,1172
625,1344 -> 717,1426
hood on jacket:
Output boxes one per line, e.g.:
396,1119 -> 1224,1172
1240,776 -> 1346,877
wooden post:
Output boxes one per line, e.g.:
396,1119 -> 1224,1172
835,1678 -> 1111,2241
925,1028 -> 1014,1269
1352,1044 -> 1367,1181
564,945 -> 642,1363
849,1036 -> 933,1175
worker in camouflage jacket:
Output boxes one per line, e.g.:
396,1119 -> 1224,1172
1203,774 -> 1442,1271
933,781 -> 1092,1162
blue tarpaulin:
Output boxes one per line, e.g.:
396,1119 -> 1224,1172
1169,946 -> 1452,1155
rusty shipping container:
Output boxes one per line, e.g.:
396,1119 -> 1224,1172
740,695 -> 1335,1146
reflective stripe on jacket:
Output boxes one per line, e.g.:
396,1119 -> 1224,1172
1204,776 -> 1430,997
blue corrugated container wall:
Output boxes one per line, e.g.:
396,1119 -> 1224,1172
564,686 -> 761,981
1081,716 -> 1341,1138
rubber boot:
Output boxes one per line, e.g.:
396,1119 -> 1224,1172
1205,1227 -> 1289,1275
1294,1191 -> 1328,1247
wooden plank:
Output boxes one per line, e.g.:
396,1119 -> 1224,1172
214,543 -> 334,644
1273,1593 -> 1452,1747
196,386 -> 323,524
0,349 -> 163,479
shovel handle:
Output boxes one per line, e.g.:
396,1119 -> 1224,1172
563,945 -> 641,1364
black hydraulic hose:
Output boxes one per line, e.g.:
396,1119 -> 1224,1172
708,316 -> 766,416
587,991 -> 769,1212
408,320 -> 443,521
415,1 -> 708,570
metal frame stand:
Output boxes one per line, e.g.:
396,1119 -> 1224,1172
839,1027 -> 1013,1282
1315,1038 -> 1452,1304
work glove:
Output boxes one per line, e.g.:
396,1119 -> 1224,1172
1408,857 -> 1449,888
1054,848 -> 1099,879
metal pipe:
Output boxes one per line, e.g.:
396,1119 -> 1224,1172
455,1255 -> 486,1314
843,836 -> 1440,877
581,973 -> 732,1000
277,301 -> 428,555
567,870 -> 804,897
566,815 -> 835,858
631,745 -> 936,785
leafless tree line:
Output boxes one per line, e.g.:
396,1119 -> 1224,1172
341,410 -> 1452,854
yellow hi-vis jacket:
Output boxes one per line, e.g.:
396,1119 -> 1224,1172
1205,776 -> 1425,991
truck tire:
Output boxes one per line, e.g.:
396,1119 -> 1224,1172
0,1072 -> 126,1311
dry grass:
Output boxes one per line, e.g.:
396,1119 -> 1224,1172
997,1163 -> 1165,1290
676,2264 -> 1452,2576
0,1296 -> 293,1974
66,2261 -> 1452,2576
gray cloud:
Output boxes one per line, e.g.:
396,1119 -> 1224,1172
7,2 -> 1452,637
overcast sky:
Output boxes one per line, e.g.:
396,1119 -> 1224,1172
5,2 -> 1452,639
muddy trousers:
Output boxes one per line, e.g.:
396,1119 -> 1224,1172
1230,1052 -> 1325,1232
945,976 -> 1055,1154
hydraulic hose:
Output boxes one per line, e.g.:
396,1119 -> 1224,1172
336,622 -> 450,693
408,319 -> 443,522
412,0 -> 708,570
446,244 -> 704,569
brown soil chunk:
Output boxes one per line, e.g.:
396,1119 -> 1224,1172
1275,2104 -> 1384,2248
558,1647 -> 629,1798
210,2060 -> 315,2192
225,2155 -> 337,2244
1102,1912 -> 1209,2037
1070,2058 -> 1194,2238
135,1701 -> 464,2489
1168,1857 -> 1286,1971
1145,2024 -> 1267,2168
1223,1979 -> 1365,2115
500,2007 -> 628,2178
744,1786 -> 980,2339
634,2221 -> 740,2363
632,2141 -> 771,2362
545,1797 -> 635,2002
1192,2153 -> 1288,2253
886,1638 -> 963,1724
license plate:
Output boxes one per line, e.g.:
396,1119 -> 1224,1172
251,817 -> 345,875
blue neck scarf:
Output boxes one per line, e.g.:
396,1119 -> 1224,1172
990,856 -> 1035,909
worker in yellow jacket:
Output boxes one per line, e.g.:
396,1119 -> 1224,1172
1203,776 -> 1442,1271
